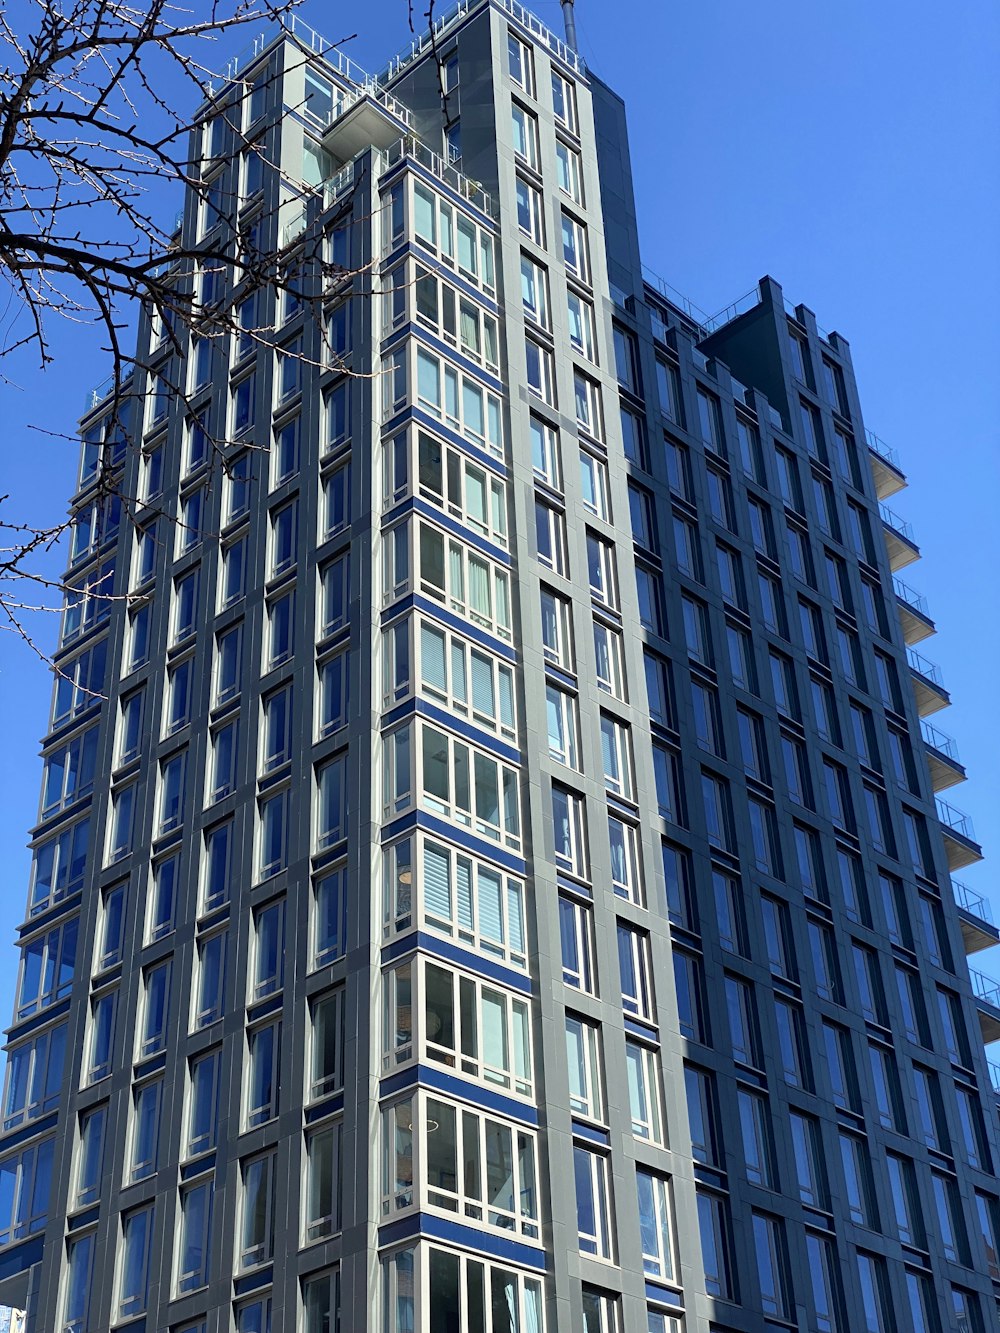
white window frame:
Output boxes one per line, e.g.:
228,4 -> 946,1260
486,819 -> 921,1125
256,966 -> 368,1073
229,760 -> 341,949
383,956 -> 533,1098
540,586 -> 574,670
566,1014 -> 604,1121
626,1041 -> 664,1143
382,834 -> 527,970
546,682 -> 580,769
383,1091 -> 539,1239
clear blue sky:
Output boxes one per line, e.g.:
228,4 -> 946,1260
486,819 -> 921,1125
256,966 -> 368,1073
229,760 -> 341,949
1,0 -> 998,1038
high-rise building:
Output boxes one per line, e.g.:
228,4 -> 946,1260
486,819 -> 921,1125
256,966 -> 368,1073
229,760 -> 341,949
1,2 -> 998,1330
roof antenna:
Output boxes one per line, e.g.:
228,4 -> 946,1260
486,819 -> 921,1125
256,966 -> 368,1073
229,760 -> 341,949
560,0 -> 579,51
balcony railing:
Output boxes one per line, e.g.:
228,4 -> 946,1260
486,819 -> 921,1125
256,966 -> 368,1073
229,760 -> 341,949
971,968 -> 1000,1009
375,0 -> 586,86
380,135 -> 494,217
866,427 -> 902,469
936,797 -> 976,841
893,576 -> 930,618
323,161 -> 356,209
989,1060 -> 1000,1095
305,81 -> 413,135
879,502 -> 914,543
952,879 -> 993,924
85,370 -> 130,411
906,646 -> 944,687
281,206 -> 306,248
920,719 -> 960,763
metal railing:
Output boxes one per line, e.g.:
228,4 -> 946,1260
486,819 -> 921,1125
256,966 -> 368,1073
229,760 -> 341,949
85,371 -> 128,411
703,285 -> 762,333
936,797 -> 977,842
865,427 -> 902,469
217,13 -> 372,91
375,0 -> 586,86
879,502 -> 914,542
380,135 -> 494,217
971,968 -> 1000,1009
906,645 -> 944,687
952,879 -> 993,924
893,575 -> 930,618
497,0 -> 585,73
989,1060 -> 1000,1095
641,265 -> 716,331
920,719 -> 960,763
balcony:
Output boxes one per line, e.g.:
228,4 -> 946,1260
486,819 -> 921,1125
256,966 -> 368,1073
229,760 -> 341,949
893,576 -> 935,645
906,647 -> 950,717
952,879 -> 1000,955
936,797 -> 983,871
878,502 -> 919,571
970,969 -> 1000,1045
320,83 -> 413,163
988,1059 -> 1000,1098
866,428 -> 906,499
919,719 -> 966,792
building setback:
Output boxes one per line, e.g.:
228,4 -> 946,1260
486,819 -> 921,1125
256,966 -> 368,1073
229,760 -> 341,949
0,1 -> 998,1330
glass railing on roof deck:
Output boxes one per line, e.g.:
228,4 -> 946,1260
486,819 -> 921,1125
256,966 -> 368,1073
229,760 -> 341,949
380,135 -> 495,217
936,797 -> 976,841
893,575 -> 930,617
374,0 -> 586,87
865,427 -> 902,469
906,646 -> 944,686
703,286 -> 762,333
641,265 -> 714,332
217,13 -> 371,91
878,502 -> 914,542
952,879 -> 993,924
86,370 -> 130,412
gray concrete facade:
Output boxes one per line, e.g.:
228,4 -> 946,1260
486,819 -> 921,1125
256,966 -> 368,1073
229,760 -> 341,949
0,3 -> 998,1332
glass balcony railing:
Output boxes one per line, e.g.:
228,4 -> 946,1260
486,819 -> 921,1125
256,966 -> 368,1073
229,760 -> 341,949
878,502 -> 915,543
989,1060 -> 1000,1095
893,576 -> 930,618
906,646 -> 945,687
380,136 -> 494,216
323,161 -> 356,210
971,968 -> 1000,1009
920,719 -> 961,763
936,797 -> 977,841
952,879 -> 993,924
865,427 -> 902,469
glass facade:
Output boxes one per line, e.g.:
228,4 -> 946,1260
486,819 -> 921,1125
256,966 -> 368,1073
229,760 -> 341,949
0,3 -> 996,1332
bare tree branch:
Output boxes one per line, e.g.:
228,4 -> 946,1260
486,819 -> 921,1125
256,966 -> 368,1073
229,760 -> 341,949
0,0 -> 382,657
